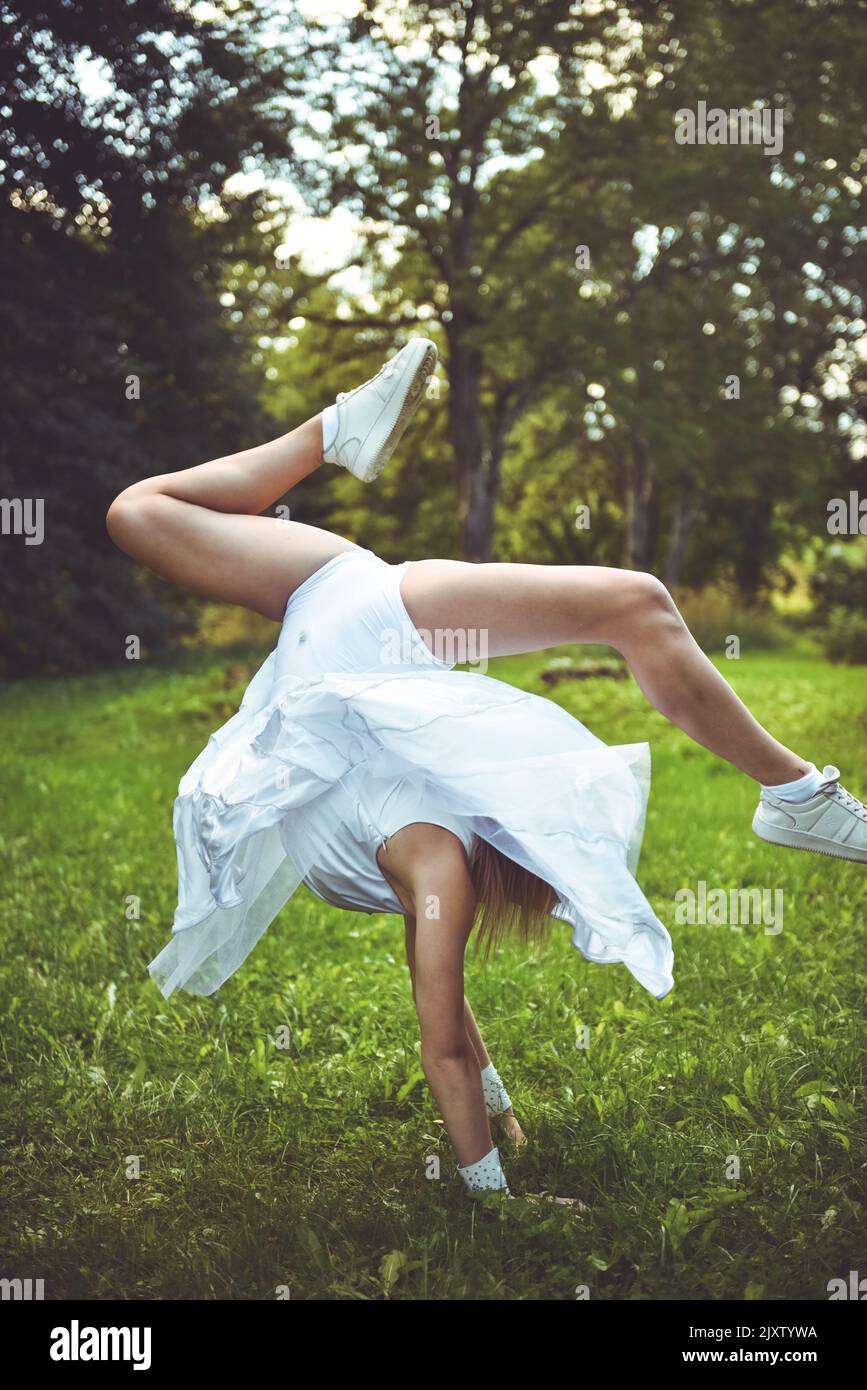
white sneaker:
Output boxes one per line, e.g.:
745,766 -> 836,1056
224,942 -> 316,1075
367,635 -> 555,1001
323,337 -> 437,482
752,765 -> 867,863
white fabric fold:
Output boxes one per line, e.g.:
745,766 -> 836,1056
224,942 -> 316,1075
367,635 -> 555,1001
148,664 -> 674,1001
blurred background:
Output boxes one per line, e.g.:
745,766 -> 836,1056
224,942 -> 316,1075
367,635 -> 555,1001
1,0 -> 867,1303
2,0 -> 866,674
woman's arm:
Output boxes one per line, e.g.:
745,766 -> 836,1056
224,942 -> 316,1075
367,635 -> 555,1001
408,865 -> 492,1169
403,916 -> 526,1144
376,823 -> 510,1191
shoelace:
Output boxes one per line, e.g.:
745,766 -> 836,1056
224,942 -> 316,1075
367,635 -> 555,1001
820,765 -> 867,821
336,363 -> 394,404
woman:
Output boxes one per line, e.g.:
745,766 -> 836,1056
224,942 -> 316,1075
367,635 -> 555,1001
106,337 -> 867,1199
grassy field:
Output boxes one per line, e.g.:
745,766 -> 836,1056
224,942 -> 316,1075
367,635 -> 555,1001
1,639 -> 866,1301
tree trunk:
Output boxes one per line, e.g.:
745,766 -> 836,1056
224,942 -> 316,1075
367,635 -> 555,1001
624,436 -> 659,571
446,334 -> 494,561
664,477 -> 700,587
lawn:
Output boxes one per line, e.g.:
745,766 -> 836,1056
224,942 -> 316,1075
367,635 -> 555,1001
1,640 -> 865,1300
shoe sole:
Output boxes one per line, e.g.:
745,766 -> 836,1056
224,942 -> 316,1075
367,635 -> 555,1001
752,814 -> 867,863
357,340 -> 437,482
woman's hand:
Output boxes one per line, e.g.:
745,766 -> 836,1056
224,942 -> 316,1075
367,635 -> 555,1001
499,1107 -> 527,1146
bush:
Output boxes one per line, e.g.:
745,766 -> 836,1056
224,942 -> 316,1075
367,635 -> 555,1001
821,607 -> 867,665
675,588 -> 791,655
810,538 -> 867,618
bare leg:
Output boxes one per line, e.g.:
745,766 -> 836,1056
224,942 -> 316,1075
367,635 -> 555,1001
399,559 -> 810,786
106,414 -> 359,620
107,408 -> 808,784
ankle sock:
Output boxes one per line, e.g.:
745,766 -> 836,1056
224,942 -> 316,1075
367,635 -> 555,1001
458,1145 -> 510,1195
481,1063 -> 511,1117
321,403 -> 339,455
762,763 -> 823,803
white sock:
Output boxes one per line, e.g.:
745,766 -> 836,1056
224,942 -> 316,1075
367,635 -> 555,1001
321,402 -> 339,455
458,1145 -> 510,1195
481,1063 -> 511,1117
762,763 -> 823,803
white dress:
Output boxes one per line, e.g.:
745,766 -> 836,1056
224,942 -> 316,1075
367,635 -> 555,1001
148,549 -> 674,1001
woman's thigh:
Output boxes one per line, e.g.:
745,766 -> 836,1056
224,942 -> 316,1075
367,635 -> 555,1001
109,492 -> 359,621
398,558 -> 647,658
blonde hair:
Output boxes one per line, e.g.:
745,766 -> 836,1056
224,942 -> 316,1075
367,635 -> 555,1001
467,836 -> 558,958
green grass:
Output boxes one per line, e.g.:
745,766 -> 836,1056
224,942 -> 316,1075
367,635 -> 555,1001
1,643 -> 866,1300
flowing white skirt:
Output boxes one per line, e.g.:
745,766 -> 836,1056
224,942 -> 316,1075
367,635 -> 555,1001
148,555 -> 674,1001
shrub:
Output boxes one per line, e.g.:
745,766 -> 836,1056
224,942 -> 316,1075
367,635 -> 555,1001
675,588 -> 791,655
821,607 -> 867,665
810,538 -> 867,618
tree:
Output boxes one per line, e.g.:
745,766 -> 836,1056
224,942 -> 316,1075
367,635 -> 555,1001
0,1 -> 287,673
273,0 -> 867,577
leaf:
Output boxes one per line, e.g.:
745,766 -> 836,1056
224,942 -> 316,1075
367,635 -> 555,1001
794,1079 -> 830,1098
712,1189 -> 747,1206
722,1093 -> 751,1118
743,1063 -> 759,1105
396,1069 -> 425,1104
588,1252 -> 613,1271
251,1035 -> 267,1076
380,1251 -> 407,1295
663,1200 -> 691,1255
298,1223 -> 322,1258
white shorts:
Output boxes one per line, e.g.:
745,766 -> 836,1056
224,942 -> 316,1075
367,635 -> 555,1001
273,548 -> 454,683
274,549 -> 472,914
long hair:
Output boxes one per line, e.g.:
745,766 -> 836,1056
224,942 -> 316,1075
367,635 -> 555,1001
467,836 -> 558,958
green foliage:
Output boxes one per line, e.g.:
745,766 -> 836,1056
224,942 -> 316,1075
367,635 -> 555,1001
810,541 -> 867,663
822,609 -> 867,666
811,539 -> 867,617
1,644 -> 865,1298
0,1 -> 287,674
676,590 -> 793,654
272,0 -> 867,571
4,0 -> 866,673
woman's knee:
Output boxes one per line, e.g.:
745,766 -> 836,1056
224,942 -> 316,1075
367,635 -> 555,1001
105,487 -> 167,554
607,570 -> 682,648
